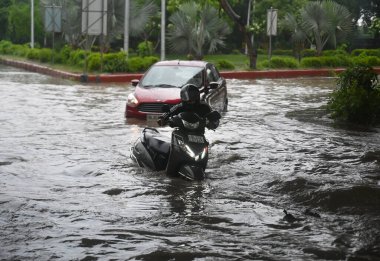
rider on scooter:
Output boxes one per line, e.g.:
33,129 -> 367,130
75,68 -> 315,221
157,84 -> 219,130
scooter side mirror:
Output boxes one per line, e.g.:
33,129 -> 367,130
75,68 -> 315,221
131,79 -> 139,87
206,110 -> 221,121
161,104 -> 171,113
209,82 -> 219,89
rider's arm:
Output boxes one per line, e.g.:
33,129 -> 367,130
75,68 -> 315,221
157,103 -> 182,126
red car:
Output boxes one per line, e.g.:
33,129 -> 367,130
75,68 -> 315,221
125,60 -> 228,119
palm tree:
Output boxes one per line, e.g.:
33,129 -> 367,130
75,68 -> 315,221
283,0 -> 353,55
167,2 -> 231,60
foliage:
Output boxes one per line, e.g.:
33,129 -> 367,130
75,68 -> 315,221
300,55 -> 352,68
351,49 -> 380,57
68,49 -> 87,66
351,55 -> 380,67
260,57 -> 299,69
26,48 -> 40,61
301,49 -> 317,57
38,48 -> 52,63
126,56 -> 158,72
283,0 -> 353,55
7,1 -> 44,45
328,65 -> 380,125
137,41 -> 154,57
88,53 -> 101,71
0,0 -> 12,40
216,60 -> 235,70
167,2 -> 231,59
103,52 -> 129,73
369,17 -> 380,37
272,50 -> 294,56
0,40 -> 13,54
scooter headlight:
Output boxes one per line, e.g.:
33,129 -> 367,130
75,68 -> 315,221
181,119 -> 199,130
177,138 -> 207,161
127,93 -> 139,107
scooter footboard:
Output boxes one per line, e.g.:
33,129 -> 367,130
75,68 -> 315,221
178,165 -> 206,181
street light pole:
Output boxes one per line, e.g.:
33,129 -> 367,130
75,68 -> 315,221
124,0 -> 130,55
31,0 -> 34,48
160,0 -> 166,61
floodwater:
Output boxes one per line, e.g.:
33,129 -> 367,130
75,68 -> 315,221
1,64 -> 379,261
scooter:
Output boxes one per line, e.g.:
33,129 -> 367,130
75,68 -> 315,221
130,110 -> 221,180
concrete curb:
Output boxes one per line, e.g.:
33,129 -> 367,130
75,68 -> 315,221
1,57 -> 379,83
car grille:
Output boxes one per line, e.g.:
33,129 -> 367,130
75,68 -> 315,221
138,103 -> 174,113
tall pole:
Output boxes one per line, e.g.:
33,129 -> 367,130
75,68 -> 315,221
245,0 -> 252,55
31,0 -> 34,48
124,0 -> 130,56
160,0 -> 165,61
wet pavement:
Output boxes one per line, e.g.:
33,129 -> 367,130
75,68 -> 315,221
1,64 -> 380,260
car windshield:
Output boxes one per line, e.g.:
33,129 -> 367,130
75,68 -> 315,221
141,65 -> 204,88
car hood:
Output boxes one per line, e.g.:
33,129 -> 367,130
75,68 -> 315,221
135,86 -> 181,103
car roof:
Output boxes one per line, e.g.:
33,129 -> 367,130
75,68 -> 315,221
153,60 -> 208,67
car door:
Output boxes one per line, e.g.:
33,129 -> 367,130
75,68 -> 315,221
204,63 -> 227,112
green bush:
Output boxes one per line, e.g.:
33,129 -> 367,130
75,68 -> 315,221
0,40 -> 13,54
39,48 -> 52,63
88,53 -> 101,71
261,57 -> 298,69
351,49 -> 380,57
141,56 -> 159,70
127,57 -> 145,72
11,44 -> 29,57
217,59 -> 235,70
272,49 -> 293,56
328,65 -> 380,125
68,49 -> 86,66
301,49 -> 317,57
137,41 -> 154,57
26,48 -> 40,61
103,52 -> 128,72
300,57 -> 323,68
301,55 -> 352,68
322,49 -> 348,56
59,45 -> 72,64
352,55 -> 380,67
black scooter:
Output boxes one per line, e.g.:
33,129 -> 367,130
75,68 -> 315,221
130,110 -> 221,180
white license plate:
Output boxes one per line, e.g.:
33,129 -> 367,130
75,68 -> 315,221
188,135 -> 204,143
147,114 -> 160,121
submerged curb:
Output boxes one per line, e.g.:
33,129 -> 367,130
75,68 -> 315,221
1,57 -> 379,83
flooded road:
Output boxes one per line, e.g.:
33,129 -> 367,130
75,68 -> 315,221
1,64 -> 379,260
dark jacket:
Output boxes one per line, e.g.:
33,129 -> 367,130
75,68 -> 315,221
158,102 -> 219,130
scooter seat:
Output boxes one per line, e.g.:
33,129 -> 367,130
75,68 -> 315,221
144,131 -> 171,155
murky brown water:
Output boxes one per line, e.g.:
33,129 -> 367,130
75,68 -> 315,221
1,64 -> 380,260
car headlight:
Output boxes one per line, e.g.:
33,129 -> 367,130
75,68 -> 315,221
177,138 -> 207,161
127,93 -> 139,107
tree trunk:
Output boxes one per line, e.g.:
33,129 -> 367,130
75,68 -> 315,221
219,0 -> 257,69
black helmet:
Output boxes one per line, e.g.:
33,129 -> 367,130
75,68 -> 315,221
180,84 -> 200,104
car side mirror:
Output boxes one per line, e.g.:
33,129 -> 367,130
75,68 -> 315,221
209,82 -> 219,89
131,79 -> 139,87
161,104 -> 171,113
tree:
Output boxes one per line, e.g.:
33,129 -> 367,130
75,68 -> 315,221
167,2 -> 231,60
0,0 -> 12,40
219,0 -> 257,68
283,0 -> 353,56
8,0 -> 44,45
